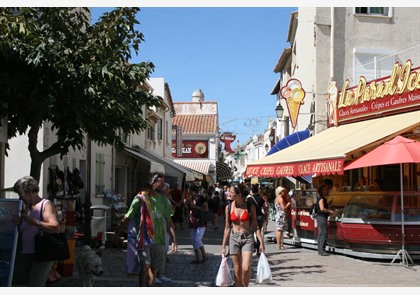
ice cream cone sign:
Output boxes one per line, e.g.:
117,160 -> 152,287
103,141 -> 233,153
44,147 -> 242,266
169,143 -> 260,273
220,132 -> 236,154
280,78 -> 306,128
327,78 -> 338,127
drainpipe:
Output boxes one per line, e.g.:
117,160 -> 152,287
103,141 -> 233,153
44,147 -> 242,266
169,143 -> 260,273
330,7 -> 335,79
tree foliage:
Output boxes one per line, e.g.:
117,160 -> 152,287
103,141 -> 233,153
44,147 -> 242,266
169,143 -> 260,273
0,7 -> 163,181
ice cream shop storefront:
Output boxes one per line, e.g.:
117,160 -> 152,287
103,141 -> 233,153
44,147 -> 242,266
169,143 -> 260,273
246,60 -> 420,262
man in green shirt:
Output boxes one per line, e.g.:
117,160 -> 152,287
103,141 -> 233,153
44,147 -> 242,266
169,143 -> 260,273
118,173 -> 178,286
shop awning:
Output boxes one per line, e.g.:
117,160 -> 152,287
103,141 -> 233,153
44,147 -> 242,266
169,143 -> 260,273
125,147 -> 198,180
266,129 -> 312,183
216,161 -> 233,181
138,148 -> 196,177
173,160 -> 210,175
266,129 -> 310,156
245,110 -> 420,178
123,148 -> 165,174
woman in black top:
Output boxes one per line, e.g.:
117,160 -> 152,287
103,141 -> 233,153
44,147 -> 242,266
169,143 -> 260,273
187,185 -> 209,263
315,184 -> 335,256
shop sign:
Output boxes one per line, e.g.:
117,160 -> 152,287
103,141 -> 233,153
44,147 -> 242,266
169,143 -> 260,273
171,140 -> 208,158
329,60 -> 420,126
175,125 -> 183,157
0,199 -> 21,286
294,208 -> 316,231
280,78 -> 306,128
245,158 -> 344,178
220,132 -> 236,153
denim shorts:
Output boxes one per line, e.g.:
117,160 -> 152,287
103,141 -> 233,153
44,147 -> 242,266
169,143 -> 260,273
229,231 -> 254,255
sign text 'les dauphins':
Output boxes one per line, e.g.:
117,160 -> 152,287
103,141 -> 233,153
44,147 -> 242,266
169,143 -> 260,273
337,60 -> 420,108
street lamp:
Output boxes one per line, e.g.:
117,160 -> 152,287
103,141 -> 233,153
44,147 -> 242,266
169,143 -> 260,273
275,104 -> 284,121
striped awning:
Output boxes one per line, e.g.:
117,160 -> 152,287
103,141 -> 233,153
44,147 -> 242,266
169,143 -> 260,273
173,160 -> 210,175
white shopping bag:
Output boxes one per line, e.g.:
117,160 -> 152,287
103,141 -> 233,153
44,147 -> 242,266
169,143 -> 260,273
256,253 -> 272,284
215,255 -> 234,287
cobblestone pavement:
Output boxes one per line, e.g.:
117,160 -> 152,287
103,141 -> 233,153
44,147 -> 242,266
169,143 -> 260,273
48,216 -> 420,288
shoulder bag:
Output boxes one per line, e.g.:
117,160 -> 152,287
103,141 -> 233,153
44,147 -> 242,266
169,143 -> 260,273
33,200 -> 70,261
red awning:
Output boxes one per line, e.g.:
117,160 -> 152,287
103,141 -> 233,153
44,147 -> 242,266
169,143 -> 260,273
244,111 -> 420,179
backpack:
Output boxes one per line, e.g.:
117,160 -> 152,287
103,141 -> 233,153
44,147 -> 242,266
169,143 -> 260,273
246,195 -> 264,218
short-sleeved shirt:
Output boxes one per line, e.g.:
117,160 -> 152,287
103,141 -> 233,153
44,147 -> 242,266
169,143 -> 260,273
125,192 -> 173,246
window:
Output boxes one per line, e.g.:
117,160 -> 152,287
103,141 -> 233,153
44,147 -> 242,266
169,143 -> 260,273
95,153 -> 105,195
353,48 -> 395,83
118,128 -> 129,144
157,118 -> 163,141
147,124 -> 155,141
63,156 -> 68,172
355,7 -> 391,17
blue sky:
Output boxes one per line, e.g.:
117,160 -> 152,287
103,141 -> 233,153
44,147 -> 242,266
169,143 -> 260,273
92,7 -> 296,146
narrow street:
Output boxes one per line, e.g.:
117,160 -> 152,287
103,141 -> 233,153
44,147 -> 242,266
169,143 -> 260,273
49,214 -> 420,288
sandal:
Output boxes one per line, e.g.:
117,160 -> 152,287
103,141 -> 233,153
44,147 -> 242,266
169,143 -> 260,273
277,245 -> 286,250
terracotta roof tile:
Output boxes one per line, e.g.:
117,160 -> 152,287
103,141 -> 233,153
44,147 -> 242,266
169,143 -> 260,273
172,114 -> 217,134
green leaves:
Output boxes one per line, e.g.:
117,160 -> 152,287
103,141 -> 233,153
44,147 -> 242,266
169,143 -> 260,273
0,7 -> 160,179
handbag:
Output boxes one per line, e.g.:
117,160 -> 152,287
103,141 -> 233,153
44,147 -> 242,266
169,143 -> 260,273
256,252 -> 272,284
188,212 -> 200,227
33,200 -> 70,262
215,255 -> 234,287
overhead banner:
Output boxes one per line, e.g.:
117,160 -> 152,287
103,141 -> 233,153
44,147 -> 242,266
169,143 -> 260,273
245,158 -> 344,178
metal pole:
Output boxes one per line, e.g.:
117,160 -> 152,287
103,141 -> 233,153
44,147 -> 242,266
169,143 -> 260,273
391,163 -> 414,267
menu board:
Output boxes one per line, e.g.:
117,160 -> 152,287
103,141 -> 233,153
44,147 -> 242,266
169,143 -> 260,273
0,199 -> 21,287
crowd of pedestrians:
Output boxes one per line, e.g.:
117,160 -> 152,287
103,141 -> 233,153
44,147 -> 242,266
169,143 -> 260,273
112,174 -> 336,287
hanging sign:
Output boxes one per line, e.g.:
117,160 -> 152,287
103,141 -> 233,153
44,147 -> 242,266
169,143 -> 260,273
280,78 -> 306,128
220,132 -> 236,153
175,125 -> 183,157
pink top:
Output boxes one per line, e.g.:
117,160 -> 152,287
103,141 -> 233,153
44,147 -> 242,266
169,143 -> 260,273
20,199 -> 45,254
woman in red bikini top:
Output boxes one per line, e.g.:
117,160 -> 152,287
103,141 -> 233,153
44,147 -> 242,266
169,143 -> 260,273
221,183 -> 265,287
229,204 -> 250,222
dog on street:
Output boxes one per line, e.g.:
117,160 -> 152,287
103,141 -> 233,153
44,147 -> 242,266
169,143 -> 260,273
75,245 -> 104,287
